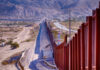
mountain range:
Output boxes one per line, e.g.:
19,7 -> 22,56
0,0 -> 100,21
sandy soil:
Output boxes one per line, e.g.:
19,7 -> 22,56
0,26 -> 36,70
13,27 -> 31,43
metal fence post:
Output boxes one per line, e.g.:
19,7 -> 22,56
87,16 -> 92,70
95,8 -> 100,70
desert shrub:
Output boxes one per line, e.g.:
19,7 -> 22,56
2,60 -> 9,65
11,42 -> 19,49
6,41 -> 19,49
6,40 -> 13,45
2,60 -> 17,65
0,39 -> 6,43
10,60 -> 17,64
25,39 -> 32,42
52,30 -> 58,38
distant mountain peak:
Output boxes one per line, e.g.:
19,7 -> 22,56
0,0 -> 99,21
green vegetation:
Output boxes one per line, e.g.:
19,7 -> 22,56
22,39 -> 32,43
6,40 -> 19,49
2,60 -> 9,65
52,30 -> 58,38
11,42 -> 19,49
6,40 -> 13,45
2,52 -> 22,65
25,39 -> 32,42
0,39 -> 6,44
2,59 -> 18,65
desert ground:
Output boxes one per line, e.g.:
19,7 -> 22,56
0,24 -> 39,70
0,21 -> 81,70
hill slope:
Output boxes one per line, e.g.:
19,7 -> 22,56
0,0 -> 100,21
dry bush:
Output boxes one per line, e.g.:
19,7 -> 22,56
11,42 -> 19,49
2,60 -> 9,65
6,40 -> 13,45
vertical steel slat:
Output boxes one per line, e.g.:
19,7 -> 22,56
81,23 -> 85,70
75,34 -> 78,70
70,41 -> 72,70
77,29 -> 81,70
88,16 -> 92,70
73,37 -> 75,70
72,37 -> 74,70
95,8 -> 100,70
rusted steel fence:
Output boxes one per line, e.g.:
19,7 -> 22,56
54,35 -> 69,70
54,2 -> 100,70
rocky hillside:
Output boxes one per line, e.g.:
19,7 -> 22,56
0,0 -> 100,21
